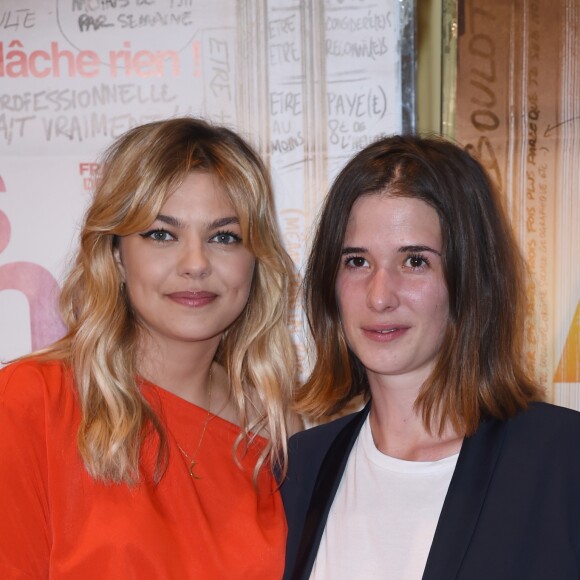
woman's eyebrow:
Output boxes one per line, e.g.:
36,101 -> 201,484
153,215 -> 240,229
341,246 -> 367,255
399,245 -> 441,256
209,216 -> 240,229
155,214 -> 184,228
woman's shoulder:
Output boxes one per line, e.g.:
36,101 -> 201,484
1,356 -> 70,380
291,410 -> 362,441
514,401 -> 580,431
501,401 -> 580,461
0,358 -> 73,404
288,406 -> 368,461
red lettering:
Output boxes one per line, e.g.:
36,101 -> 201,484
77,51 -> 100,78
132,50 -> 158,77
50,42 -> 75,77
79,163 -> 100,176
0,40 -> 180,78
29,50 -> 50,78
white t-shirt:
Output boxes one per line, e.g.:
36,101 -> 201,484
310,415 -> 459,580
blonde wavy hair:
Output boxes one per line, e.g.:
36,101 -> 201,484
40,117 -> 296,484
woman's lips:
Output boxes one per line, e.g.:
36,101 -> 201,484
362,325 -> 409,342
166,291 -> 217,307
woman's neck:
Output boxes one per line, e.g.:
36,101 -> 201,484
368,375 -> 463,462
136,333 -> 219,407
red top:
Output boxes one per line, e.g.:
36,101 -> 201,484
0,359 -> 286,579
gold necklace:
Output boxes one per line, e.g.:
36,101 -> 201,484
175,366 -> 213,480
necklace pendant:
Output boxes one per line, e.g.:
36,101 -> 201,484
189,460 -> 202,480
174,364 -> 213,481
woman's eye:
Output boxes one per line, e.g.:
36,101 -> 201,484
405,254 -> 429,269
140,229 -> 175,242
344,256 -> 368,268
210,231 -> 242,245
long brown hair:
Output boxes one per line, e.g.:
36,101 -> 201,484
298,134 -> 542,435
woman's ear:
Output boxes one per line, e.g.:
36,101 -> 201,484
113,244 -> 126,283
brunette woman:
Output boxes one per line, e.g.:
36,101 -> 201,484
282,135 -> 580,580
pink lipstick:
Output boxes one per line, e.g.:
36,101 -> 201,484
167,291 -> 217,308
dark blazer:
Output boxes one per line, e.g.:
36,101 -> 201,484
282,402 -> 580,579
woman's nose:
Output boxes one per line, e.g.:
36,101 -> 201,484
177,240 -> 211,278
366,267 -> 399,311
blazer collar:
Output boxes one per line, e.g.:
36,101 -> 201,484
291,403 -> 370,580
422,416 -> 508,579
291,407 -> 508,580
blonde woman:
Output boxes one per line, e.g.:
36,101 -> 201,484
0,118 -> 296,579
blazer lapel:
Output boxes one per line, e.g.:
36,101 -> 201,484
422,417 -> 508,580
291,404 -> 370,580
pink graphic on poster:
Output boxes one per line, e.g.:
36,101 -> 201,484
0,205 -> 66,352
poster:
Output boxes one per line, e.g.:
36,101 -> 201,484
443,0 -> 580,408
0,0 -> 415,366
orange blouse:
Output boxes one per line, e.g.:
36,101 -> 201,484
0,359 -> 286,579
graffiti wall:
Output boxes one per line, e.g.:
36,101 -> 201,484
0,0 -> 414,365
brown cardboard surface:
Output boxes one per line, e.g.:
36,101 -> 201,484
449,0 -> 580,407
